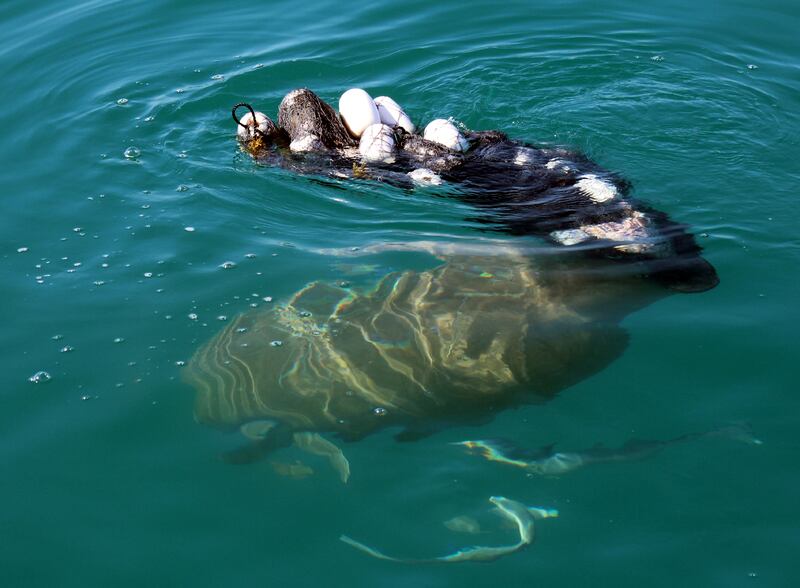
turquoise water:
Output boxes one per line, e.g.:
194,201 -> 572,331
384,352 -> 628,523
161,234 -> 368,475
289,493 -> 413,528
2,0 -> 799,585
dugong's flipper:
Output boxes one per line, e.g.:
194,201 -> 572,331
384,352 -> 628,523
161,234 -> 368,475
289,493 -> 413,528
240,419 -> 278,441
222,421 -> 294,464
293,432 -> 351,483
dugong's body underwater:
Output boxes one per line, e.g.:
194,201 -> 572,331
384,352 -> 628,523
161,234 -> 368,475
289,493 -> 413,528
184,246 -> 706,463
183,89 -> 719,465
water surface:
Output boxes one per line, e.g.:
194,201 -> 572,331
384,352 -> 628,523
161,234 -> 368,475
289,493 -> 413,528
2,1 -> 799,586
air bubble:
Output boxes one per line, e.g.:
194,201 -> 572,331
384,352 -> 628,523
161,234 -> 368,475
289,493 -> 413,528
113,337 -> 124,343
124,146 -> 141,159
188,313 -> 198,320
17,247 -> 29,253
184,226 -> 195,232
29,371 -> 52,384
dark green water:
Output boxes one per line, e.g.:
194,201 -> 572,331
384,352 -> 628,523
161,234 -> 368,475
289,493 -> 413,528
2,1 -> 798,586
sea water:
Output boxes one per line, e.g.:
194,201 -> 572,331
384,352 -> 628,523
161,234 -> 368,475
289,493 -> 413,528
1,1 -> 798,586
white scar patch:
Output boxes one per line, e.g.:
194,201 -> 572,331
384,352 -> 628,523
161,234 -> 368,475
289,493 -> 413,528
545,158 -> 571,172
513,148 -> 534,166
580,212 -> 654,253
550,228 -> 590,246
575,174 -> 618,203
408,168 -> 443,186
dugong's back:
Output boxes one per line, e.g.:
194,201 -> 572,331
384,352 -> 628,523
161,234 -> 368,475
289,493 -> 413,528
184,255 -> 629,439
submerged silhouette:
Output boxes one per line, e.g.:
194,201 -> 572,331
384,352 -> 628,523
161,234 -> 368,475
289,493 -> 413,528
184,244 -> 692,465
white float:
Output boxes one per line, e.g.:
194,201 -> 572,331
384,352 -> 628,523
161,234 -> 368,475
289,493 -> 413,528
373,96 -> 415,134
339,88 -> 381,139
359,123 -> 396,163
423,118 -> 469,152
237,111 -> 275,140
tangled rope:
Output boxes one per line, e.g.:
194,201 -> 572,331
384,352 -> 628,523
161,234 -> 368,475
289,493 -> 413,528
232,103 -> 267,139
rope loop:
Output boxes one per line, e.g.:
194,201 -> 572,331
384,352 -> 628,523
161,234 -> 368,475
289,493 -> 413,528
231,103 -> 268,139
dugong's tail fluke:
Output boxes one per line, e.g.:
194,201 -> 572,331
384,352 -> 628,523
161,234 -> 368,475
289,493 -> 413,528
340,496 -> 557,564
339,535 -> 410,563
